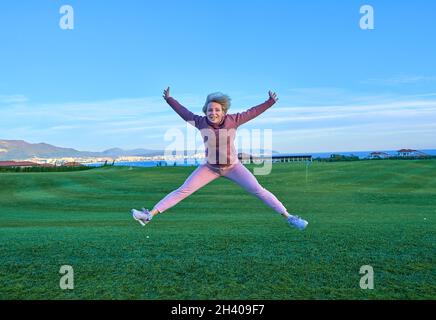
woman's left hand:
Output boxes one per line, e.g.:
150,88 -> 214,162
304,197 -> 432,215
269,90 -> 278,102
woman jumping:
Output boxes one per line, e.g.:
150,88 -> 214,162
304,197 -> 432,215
131,87 -> 308,230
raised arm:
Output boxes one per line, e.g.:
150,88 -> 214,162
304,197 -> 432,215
232,91 -> 278,127
163,87 -> 201,125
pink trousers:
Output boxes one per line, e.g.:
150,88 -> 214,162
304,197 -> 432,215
153,162 -> 287,215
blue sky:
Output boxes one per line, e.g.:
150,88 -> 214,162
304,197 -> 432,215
1,0 -> 436,153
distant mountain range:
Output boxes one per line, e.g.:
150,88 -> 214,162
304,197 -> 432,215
0,140 -> 164,160
0,139 -> 280,161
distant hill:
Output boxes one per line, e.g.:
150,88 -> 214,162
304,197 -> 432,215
0,139 -> 164,160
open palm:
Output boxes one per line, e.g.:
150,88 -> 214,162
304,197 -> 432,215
269,90 -> 278,102
163,87 -> 171,100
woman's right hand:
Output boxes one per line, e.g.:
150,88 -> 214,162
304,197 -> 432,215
163,87 -> 171,101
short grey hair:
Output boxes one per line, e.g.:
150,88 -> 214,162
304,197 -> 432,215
202,92 -> 231,114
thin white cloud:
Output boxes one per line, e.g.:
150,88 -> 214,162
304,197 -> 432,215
0,94 -> 28,104
253,103 -> 436,125
270,122 -> 436,153
47,125 -> 82,131
362,75 -> 436,85
274,122 -> 436,137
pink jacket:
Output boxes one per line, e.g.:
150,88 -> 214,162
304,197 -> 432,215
166,97 -> 276,166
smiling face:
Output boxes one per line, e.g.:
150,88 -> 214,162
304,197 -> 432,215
206,102 -> 225,124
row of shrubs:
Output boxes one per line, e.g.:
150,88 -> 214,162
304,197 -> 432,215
316,155 -> 436,162
316,154 -> 360,162
376,156 -> 436,160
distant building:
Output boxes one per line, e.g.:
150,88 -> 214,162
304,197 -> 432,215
397,149 -> 428,157
369,151 -> 390,159
62,162 -> 84,167
38,163 -> 55,167
0,161 -> 40,167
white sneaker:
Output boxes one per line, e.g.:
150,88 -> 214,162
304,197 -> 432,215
287,215 -> 308,230
131,208 -> 153,226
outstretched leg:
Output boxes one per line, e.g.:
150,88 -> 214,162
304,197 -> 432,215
223,162 -> 289,216
222,162 -> 308,229
151,164 -> 220,215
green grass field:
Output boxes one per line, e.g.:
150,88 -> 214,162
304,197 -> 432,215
0,160 -> 435,299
